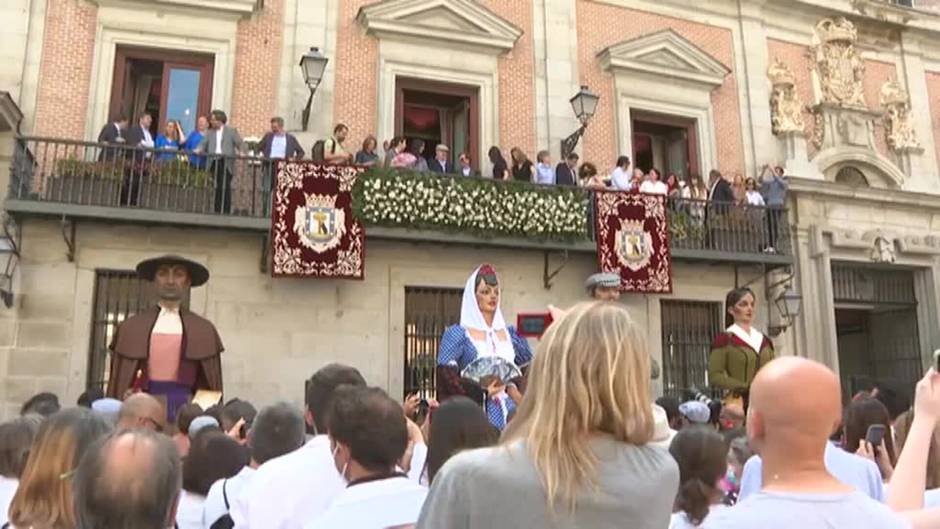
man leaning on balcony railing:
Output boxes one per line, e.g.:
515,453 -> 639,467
96,113 -> 128,162
193,110 -> 246,214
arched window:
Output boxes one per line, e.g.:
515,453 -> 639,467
835,166 -> 869,187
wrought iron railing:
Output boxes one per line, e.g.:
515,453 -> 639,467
8,136 -> 791,258
10,136 -> 271,217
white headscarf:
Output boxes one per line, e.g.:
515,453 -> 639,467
460,265 -> 513,362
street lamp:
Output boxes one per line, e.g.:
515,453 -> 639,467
561,85 -> 600,159
299,47 -> 329,132
768,286 -> 802,336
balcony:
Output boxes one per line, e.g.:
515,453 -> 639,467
5,136 -> 791,267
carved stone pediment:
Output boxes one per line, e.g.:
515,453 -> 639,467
357,0 -> 522,54
597,29 -> 730,89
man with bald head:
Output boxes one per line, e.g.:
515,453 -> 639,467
705,357 -> 906,529
117,393 -> 167,432
73,429 -> 181,529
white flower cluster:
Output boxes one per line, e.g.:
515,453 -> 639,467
358,173 -> 588,240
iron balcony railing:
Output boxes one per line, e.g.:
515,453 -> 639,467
7,136 -> 791,258
10,136 -> 272,217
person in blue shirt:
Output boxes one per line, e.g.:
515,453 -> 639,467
154,120 -> 185,162
437,264 -> 532,430
183,116 -> 208,168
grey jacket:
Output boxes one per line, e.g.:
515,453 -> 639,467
198,126 -> 245,157
760,171 -> 789,206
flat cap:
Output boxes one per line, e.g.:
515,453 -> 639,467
585,272 -> 620,293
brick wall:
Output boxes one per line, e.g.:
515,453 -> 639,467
231,0 -> 285,137
32,0 -> 97,139
925,71 -> 940,173
481,0 -> 536,157
767,39 -> 816,156
864,59 -> 898,159
332,0 -> 379,148
576,2 -> 744,174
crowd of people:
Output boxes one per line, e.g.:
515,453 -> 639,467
0,300 -> 939,529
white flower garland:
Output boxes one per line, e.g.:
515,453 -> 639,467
355,172 -> 588,240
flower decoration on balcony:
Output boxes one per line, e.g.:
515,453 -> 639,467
351,168 -> 590,242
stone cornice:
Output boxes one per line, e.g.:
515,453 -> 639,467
598,29 -> 730,89
89,0 -> 262,16
357,0 -> 522,54
789,176 -> 940,210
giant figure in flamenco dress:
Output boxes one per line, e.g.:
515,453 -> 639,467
437,265 -> 533,430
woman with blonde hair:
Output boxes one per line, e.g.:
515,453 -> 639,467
417,302 -> 679,529
8,408 -> 111,529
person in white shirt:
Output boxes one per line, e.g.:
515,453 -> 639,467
669,426 -> 730,529
610,155 -> 633,191
179,429 -> 247,529
639,168 -> 669,195
744,177 -> 765,206
307,386 -> 428,529
231,364 -> 368,529
0,417 -> 40,528
203,402 -> 306,529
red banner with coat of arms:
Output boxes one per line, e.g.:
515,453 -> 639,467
594,191 -> 672,293
271,162 -> 366,279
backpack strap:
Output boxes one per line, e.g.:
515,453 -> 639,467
222,478 -> 230,510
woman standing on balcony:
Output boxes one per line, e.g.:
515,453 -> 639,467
744,178 -> 765,206
436,264 -> 533,431
155,120 -> 185,162
510,148 -> 535,182
488,146 -> 509,180
707,287 -> 774,411
731,172 -> 746,205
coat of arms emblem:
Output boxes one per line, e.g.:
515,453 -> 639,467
614,218 -> 653,272
292,193 -> 346,253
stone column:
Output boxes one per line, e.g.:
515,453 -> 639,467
536,0 -> 581,159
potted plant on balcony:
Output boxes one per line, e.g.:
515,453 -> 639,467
45,158 -> 124,206
138,159 -> 213,214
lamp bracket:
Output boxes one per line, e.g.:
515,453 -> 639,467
560,124 -> 587,160
543,250 -> 570,290
301,89 -> 314,132
1,215 -> 19,257
60,216 -> 75,262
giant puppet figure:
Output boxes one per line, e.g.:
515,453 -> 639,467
107,255 -> 224,420
437,264 -> 533,430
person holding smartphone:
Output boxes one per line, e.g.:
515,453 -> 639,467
844,396 -> 898,481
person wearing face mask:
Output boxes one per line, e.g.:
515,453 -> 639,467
707,287 -> 774,411
437,264 -> 533,431
307,386 -> 428,529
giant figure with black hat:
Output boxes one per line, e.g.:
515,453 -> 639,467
106,255 -> 223,420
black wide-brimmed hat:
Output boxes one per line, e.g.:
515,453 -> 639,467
135,255 -> 210,287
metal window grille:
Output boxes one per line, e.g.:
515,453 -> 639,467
403,287 -> 462,400
661,300 -> 723,398
832,263 -> 917,305
87,270 -> 190,391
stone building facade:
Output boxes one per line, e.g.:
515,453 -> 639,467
0,0 -> 939,416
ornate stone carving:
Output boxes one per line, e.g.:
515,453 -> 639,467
879,79 -> 921,151
871,235 -> 897,263
812,17 -> 866,108
768,58 -> 805,135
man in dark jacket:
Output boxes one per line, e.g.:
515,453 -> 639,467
96,114 -> 128,161
555,152 -> 579,186
258,117 -> 304,215
107,255 -> 224,422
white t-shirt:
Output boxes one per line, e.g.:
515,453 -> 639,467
177,490 -> 207,529
0,476 -> 18,527
306,476 -> 428,529
670,505 -> 728,529
611,167 -> 633,191
203,466 -> 255,529
231,435 -> 344,529
745,190 -> 765,206
702,490 -> 907,529
640,180 -> 669,195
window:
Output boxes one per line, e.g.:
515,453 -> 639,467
109,46 -> 214,136
395,78 -> 479,169
660,300 -> 722,397
835,166 -> 869,187
87,270 -> 190,391
403,287 -> 462,399
632,110 -> 699,180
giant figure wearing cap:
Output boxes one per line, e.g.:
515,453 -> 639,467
107,255 -> 224,420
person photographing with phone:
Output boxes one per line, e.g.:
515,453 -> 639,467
844,396 -> 898,482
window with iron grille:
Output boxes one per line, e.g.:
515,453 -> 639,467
87,270 -> 190,392
661,300 -> 722,398
403,287 -> 462,400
